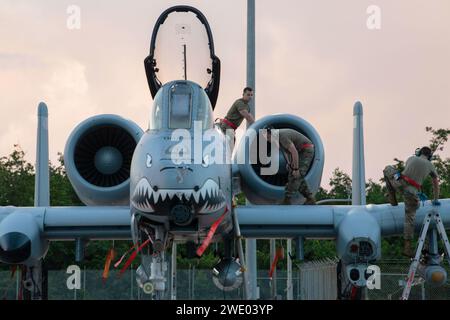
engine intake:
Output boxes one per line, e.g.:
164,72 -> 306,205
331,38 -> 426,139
64,115 -> 143,206
234,114 -> 324,204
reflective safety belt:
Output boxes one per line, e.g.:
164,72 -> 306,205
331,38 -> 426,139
118,239 -> 151,277
401,175 -> 422,190
196,207 -> 229,257
300,143 -> 314,149
220,118 -> 238,130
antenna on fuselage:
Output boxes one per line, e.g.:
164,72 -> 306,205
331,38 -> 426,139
183,44 -> 187,80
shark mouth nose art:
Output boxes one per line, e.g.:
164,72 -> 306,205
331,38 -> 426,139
131,178 -> 226,214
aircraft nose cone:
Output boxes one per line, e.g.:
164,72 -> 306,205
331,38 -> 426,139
0,232 -> 31,264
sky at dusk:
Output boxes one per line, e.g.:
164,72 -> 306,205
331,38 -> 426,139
1,0 -> 449,187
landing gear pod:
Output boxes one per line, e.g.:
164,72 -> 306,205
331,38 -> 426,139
0,210 -> 48,265
144,6 -> 221,109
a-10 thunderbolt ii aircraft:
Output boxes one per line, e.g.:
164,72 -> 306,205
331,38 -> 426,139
1,6 -> 450,300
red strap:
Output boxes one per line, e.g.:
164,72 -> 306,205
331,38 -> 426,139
350,286 -> 359,300
301,143 -> 314,149
18,266 -> 26,300
401,175 -> 422,190
118,239 -> 151,277
196,207 -> 229,257
221,118 -> 238,130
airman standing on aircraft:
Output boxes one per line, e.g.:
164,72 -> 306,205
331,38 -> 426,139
265,127 -> 316,205
383,146 -> 441,257
217,87 -> 255,147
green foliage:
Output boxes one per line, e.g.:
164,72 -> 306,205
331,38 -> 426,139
0,145 -> 35,206
328,168 -> 352,199
315,187 -> 330,201
426,127 -> 450,153
303,240 -> 336,261
366,179 -> 387,204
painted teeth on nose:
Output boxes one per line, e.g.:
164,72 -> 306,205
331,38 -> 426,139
140,183 -> 145,197
200,201 -> 209,213
193,190 -> 200,203
153,189 -> 160,203
200,186 -> 207,199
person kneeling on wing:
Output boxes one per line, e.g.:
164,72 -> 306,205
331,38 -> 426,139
383,146 -> 440,258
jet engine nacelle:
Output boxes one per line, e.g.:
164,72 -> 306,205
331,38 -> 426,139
234,114 -> 324,204
64,115 -> 143,206
0,209 -> 48,265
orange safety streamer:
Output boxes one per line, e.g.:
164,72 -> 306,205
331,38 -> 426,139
102,248 -> 116,283
269,246 -> 285,279
196,207 -> 229,257
10,265 -> 17,279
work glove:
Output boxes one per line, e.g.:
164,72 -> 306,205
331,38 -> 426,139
417,192 -> 428,202
432,199 -> 441,206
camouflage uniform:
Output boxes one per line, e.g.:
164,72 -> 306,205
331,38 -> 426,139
383,155 -> 438,241
278,129 -> 315,204
218,99 -> 250,147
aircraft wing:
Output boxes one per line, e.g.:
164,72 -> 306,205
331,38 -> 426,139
1,199 -> 450,265
235,199 -> 450,262
0,206 -> 131,240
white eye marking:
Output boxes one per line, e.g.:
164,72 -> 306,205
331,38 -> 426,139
146,154 -> 152,168
202,154 -> 210,168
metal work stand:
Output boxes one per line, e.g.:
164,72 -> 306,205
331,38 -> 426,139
401,210 -> 450,300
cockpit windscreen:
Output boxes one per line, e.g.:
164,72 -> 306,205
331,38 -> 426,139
153,11 -> 212,88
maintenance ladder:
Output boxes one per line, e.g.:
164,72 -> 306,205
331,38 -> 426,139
401,210 -> 450,300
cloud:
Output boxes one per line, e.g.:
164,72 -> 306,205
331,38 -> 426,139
0,0 -> 449,188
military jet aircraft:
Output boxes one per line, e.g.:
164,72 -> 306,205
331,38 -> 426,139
1,6 -> 450,300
